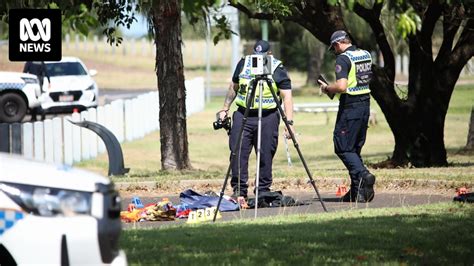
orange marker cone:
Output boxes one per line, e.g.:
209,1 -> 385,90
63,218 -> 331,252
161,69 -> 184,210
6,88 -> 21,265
341,185 -> 348,195
336,184 -> 348,197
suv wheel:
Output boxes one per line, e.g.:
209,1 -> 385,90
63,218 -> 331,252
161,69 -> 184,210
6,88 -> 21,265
0,93 -> 27,123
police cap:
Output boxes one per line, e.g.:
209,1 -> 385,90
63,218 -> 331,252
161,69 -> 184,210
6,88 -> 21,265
329,30 -> 348,50
253,40 -> 270,54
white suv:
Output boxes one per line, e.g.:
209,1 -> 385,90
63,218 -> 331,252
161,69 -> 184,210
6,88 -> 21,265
40,56 -> 99,113
0,153 -> 127,265
0,71 -> 41,122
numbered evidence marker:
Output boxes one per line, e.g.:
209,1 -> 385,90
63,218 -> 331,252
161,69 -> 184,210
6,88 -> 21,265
187,207 -> 222,223
207,207 -> 221,220
187,210 -> 198,224
187,210 -> 204,224
196,209 -> 206,222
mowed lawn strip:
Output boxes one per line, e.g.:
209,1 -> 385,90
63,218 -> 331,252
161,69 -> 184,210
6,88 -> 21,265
121,202 -> 474,265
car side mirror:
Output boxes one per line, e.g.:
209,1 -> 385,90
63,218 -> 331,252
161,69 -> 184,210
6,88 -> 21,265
89,69 -> 98,77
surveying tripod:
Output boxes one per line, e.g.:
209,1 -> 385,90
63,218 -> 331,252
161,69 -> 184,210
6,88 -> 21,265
213,75 -> 327,222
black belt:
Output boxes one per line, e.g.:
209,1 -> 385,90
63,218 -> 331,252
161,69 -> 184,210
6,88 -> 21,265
339,93 -> 370,106
237,106 -> 278,117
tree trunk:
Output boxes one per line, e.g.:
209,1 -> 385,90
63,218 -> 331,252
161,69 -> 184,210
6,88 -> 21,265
354,2 -> 474,168
371,54 -> 452,167
466,107 -> 474,150
151,0 -> 192,170
306,44 -> 325,86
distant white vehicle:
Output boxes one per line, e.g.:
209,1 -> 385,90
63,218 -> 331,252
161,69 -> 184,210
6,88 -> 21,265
0,153 -> 127,265
40,56 -> 99,113
0,71 -> 41,122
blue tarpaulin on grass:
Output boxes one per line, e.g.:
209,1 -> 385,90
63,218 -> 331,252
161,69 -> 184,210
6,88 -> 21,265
179,189 -> 239,212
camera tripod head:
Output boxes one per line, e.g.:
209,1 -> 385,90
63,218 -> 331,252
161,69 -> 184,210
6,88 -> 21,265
250,54 -> 273,76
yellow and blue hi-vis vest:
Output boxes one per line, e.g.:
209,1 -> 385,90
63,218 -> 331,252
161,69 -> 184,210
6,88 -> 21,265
341,49 -> 372,95
235,55 -> 282,109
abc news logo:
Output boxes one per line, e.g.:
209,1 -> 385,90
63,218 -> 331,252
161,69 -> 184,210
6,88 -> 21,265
9,9 -> 61,61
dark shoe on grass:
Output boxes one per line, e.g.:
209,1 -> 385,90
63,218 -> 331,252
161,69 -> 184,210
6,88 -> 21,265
360,171 -> 376,202
341,189 -> 356,202
341,190 -> 370,203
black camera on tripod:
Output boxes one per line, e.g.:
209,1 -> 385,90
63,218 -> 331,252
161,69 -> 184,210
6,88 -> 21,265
213,116 -> 231,131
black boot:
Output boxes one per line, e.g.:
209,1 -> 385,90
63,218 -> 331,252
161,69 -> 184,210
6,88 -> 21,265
359,171 -> 376,202
340,189 -> 355,202
341,176 -> 362,202
342,189 -> 371,203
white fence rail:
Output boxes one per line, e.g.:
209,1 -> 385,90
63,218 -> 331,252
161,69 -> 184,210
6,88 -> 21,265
1,78 -> 205,166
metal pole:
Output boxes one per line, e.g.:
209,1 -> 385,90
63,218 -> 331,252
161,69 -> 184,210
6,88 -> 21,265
283,136 -> 292,166
261,20 -> 268,41
254,79 -> 264,218
230,9 -> 241,72
205,13 -> 212,103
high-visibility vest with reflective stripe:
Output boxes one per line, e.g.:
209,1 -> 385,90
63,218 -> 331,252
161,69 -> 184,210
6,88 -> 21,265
340,49 -> 372,96
235,55 -> 282,109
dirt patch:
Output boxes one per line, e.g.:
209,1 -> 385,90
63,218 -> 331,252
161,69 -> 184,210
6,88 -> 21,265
116,177 -> 471,198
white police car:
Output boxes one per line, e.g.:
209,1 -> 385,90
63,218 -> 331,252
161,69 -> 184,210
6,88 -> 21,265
0,153 -> 127,265
40,56 -> 99,113
0,71 -> 41,122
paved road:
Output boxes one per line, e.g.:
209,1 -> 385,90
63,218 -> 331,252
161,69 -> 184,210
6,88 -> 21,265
100,88 -> 155,105
121,190 -> 452,229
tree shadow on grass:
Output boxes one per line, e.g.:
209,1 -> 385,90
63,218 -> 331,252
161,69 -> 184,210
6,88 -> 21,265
448,162 -> 474,167
121,204 -> 474,265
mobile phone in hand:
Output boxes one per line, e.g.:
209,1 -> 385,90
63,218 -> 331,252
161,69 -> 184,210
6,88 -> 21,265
317,74 -> 328,85
317,74 -> 335,99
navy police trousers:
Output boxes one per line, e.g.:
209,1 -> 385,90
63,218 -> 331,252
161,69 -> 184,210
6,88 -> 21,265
334,94 -> 370,190
229,108 -> 280,197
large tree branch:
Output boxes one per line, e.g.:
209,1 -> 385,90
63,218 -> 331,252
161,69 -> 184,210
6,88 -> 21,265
405,3 -> 443,103
444,17 -> 474,85
354,2 -> 395,81
406,36 -> 423,103
435,4 -> 464,66
229,2 -> 302,23
230,1 -> 343,45
404,4 -> 441,103
417,3 -> 442,58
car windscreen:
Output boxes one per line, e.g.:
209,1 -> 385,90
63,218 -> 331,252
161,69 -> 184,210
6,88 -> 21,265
46,62 -> 87,76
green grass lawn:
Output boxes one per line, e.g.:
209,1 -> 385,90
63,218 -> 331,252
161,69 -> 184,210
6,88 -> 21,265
121,202 -> 474,265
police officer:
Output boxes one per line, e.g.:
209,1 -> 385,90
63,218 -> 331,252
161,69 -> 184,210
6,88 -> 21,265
23,61 -> 50,90
318,30 -> 376,202
218,40 -> 294,199
23,61 -> 50,121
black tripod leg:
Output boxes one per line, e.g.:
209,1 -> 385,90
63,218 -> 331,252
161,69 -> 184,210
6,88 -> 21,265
213,81 -> 257,222
265,79 -> 328,212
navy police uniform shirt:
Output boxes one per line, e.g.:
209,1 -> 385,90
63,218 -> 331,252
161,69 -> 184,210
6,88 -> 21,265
231,58 -> 292,90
